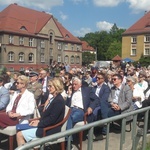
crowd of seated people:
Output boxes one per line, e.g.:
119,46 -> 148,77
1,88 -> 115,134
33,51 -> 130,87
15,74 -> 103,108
0,62 -> 149,149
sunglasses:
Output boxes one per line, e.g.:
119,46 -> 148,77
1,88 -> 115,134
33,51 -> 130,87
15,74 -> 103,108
16,82 -> 24,85
97,77 -> 103,80
112,78 -> 118,81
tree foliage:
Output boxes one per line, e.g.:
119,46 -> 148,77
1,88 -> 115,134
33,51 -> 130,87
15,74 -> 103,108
82,52 -> 95,66
79,23 -> 126,63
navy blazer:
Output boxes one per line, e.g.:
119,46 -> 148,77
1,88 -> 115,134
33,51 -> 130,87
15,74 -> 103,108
93,83 -> 110,119
36,94 -> 65,137
66,87 -> 99,123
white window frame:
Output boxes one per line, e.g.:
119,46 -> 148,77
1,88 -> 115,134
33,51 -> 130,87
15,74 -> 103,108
144,35 -> 150,42
65,55 -> 69,63
144,48 -> 150,55
77,45 -> 80,51
19,37 -> 24,45
65,44 -> 68,50
8,51 -> 14,61
28,53 -> 34,62
131,36 -> 137,43
19,52 -> 24,62
41,40 -> 45,48
131,49 -> 136,56
58,42 -> 62,50
41,54 -> 45,62
29,38 -> 34,47
57,55 -> 61,62
71,45 -> 74,51
9,35 -> 14,44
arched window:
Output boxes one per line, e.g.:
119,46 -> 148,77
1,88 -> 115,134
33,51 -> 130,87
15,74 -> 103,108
19,52 -> 24,62
70,56 -> 74,64
28,53 -> 34,62
64,55 -> 69,64
8,51 -> 14,61
50,32 -> 53,44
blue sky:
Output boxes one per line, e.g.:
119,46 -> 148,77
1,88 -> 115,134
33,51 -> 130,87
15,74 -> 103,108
0,0 -> 150,37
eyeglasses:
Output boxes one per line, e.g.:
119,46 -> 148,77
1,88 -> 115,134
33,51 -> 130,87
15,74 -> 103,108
48,85 -> 53,88
112,78 -> 118,81
126,80 -> 131,82
16,82 -> 24,85
97,77 -> 103,80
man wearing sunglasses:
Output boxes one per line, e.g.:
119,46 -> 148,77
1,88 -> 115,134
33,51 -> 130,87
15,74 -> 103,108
107,74 -> 133,119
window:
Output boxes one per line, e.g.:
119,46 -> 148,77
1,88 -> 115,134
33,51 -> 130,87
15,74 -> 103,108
41,40 -> 45,48
8,51 -> 14,61
41,54 -> 45,62
19,37 -> 24,45
58,42 -> 62,50
57,55 -> 61,62
71,45 -> 74,51
71,56 -> 74,64
76,56 -> 80,64
65,55 -> 69,63
50,33 -> 53,44
29,38 -> 34,47
131,36 -> 137,43
50,48 -> 53,56
9,35 -> 14,44
19,52 -> 24,62
65,44 -> 68,50
145,48 -> 150,55
9,67 -> 14,72
77,45 -> 80,51
28,53 -> 34,62
131,49 -> 136,56
20,26 -> 27,31
144,35 -> 150,42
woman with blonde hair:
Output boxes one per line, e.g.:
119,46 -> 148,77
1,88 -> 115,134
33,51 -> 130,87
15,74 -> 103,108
0,75 -> 35,127
16,77 -> 65,146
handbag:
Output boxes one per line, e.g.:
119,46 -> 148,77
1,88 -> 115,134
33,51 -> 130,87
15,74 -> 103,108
16,123 -> 37,131
33,106 -> 41,118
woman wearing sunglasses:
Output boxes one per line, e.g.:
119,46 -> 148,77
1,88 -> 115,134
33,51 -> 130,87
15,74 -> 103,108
0,75 -> 35,128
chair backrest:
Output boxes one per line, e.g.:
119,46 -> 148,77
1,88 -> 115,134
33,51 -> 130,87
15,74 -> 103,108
61,105 -> 71,132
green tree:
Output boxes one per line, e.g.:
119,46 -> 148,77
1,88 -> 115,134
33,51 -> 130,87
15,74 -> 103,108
82,52 -> 95,66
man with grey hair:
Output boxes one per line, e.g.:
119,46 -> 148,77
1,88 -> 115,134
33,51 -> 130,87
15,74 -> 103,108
66,76 -> 99,131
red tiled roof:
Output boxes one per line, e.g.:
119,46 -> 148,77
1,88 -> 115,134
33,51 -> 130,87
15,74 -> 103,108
0,3 -> 81,44
82,41 -> 95,51
112,55 -> 121,61
123,11 -> 150,35
0,4 -> 52,35
54,20 -> 81,43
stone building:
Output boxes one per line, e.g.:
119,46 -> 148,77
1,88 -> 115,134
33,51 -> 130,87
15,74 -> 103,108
0,3 -> 82,71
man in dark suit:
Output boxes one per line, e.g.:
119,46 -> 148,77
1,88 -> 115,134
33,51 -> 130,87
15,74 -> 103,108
93,72 -> 110,138
38,69 -> 52,104
66,76 -> 99,131
0,76 -> 10,110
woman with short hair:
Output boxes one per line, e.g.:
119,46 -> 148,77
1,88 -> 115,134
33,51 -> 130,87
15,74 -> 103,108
16,77 -> 65,146
0,75 -> 35,127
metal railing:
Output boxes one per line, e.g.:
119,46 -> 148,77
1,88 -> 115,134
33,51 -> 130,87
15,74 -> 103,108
15,106 -> 150,150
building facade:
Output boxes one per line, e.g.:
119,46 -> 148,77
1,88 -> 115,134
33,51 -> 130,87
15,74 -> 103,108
0,3 -> 82,71
122,11 -> 150,61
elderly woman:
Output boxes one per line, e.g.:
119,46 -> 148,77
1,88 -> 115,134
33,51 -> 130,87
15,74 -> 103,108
126,76 -> 145,110
16,77 -> 65,146
0,75 -> 35,127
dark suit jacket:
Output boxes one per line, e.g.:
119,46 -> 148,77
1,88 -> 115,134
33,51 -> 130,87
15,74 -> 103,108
39,76 -> 52,104
36,94 -> 65,137
93,83 -> 111,119
66,87 -> 99,123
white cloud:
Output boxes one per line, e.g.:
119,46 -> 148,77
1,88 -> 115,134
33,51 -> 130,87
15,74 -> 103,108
93,0 -> 122,7
126,0 -> 150,13
71,0 -> 88,4
74,27 -> 92,37
59,11 -> 68,21
96,21 -> 113,31
0,0 -> 64,10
